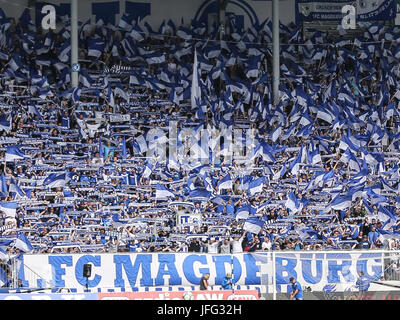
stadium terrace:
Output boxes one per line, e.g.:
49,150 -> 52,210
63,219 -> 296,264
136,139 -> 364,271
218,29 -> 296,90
0,0 -> 398,294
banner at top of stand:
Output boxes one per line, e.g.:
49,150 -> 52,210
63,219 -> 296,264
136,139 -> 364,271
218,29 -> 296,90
295,0 -> 395,23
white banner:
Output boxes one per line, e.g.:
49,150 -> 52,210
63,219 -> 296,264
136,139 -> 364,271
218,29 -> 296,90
20,251 -> 385,292
109,114 -> 131,123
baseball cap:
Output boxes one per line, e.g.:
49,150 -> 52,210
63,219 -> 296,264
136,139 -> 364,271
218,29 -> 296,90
289,277 -> 295,282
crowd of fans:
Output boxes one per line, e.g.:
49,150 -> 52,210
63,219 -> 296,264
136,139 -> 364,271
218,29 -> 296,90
0,8 -> 398,258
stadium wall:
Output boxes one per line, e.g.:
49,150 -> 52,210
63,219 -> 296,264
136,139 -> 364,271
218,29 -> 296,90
1,0 -> 296,29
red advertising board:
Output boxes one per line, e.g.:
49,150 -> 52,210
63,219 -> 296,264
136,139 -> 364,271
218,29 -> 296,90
98,290 -> 259,300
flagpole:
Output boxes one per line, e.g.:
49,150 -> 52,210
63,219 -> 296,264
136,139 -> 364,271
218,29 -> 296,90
272,250 -> 277,300
272,0 -> 280,106
231,252 -> 235,295
71,0 -> 79,88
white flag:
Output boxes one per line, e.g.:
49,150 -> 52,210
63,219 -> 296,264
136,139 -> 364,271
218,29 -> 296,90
191,48 -> 201,110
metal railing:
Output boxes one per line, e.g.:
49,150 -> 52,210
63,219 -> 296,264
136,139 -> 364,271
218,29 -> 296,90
1,257 -> 53,290
383,252 -> 400,281
9,249 -> 400,293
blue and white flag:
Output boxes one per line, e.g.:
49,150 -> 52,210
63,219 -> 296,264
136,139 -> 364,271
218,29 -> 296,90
187,175 -> 197,191
377,205 -> 397,230
0,201 -> 17,218
377,205 -> 396,222
324,79 -> 337,101
79,19 -> 91,39
217,173 -> 232,191
250,142 -> 275,163
330,194 -> 352,211
0,247 -> 7,261
114,86 -> 130,101
118,14 -> 132,30
155,183 -> 175,199
0,50 -> 8,61
362,198 -> 374,215
289,146 -> 303,175
248,177 -> 264,196
307,141 -> 321,165
8,53 -> 23,71
189,188 -> 211,199
203,172 -> 215,193
271,124 -> 282,143
339,134 -> 359,153
166,19 -> 176,35
43,172 -> 69,188
144,52 -> 166,65
58,40 -> 71,63
107,82 -> 115,107
204,44 -> 220,59
142,161 -> 154,179
243,217 -> 264,234
316,107 -> 334,124
273,163 -> 286,181
14,233 -> 33,253
134,135 -> 148,154
0,174 -> 7,195
72,87 -> 81,104
285,192 -> 302,214
87,39 -> 105,58
28,104 -> 43,120
235,205 -> 251,220
0,114 -> 11,132
245,58 -> 259,78
385,102 -> 399,120
79,69 -> 94,87
341,148 -> 361,171
5,146 -> 25,162
130,24 -> 145,42
9,178 -> 25,199
121,137 -> 127,159
191,48 -> 201,110
0,266 -> 8,287
176,25 -> 192,40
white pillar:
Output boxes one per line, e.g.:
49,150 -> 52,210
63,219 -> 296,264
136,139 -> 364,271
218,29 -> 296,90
272,0 -> 280,105
71,0 -> 79,88
272,251 -> 277,300
220,9 -> 225,40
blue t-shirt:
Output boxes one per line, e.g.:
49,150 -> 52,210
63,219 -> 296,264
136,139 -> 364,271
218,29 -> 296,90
356,275 -> 370,291
361,240 -> 370,249
104,146 -> 115,158
330,235 -> 342,248
350,225 -> 360,239
226,203 -> 235,214
368,231 -> 379,244
291,281 -> 303,299
221,277 -> 233,290
61,116 -> 70,128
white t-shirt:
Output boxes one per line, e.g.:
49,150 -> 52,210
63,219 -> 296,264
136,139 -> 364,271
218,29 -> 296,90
262,241 -> 272,251
207,242 -> 219,254
231,237 -> 244,253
